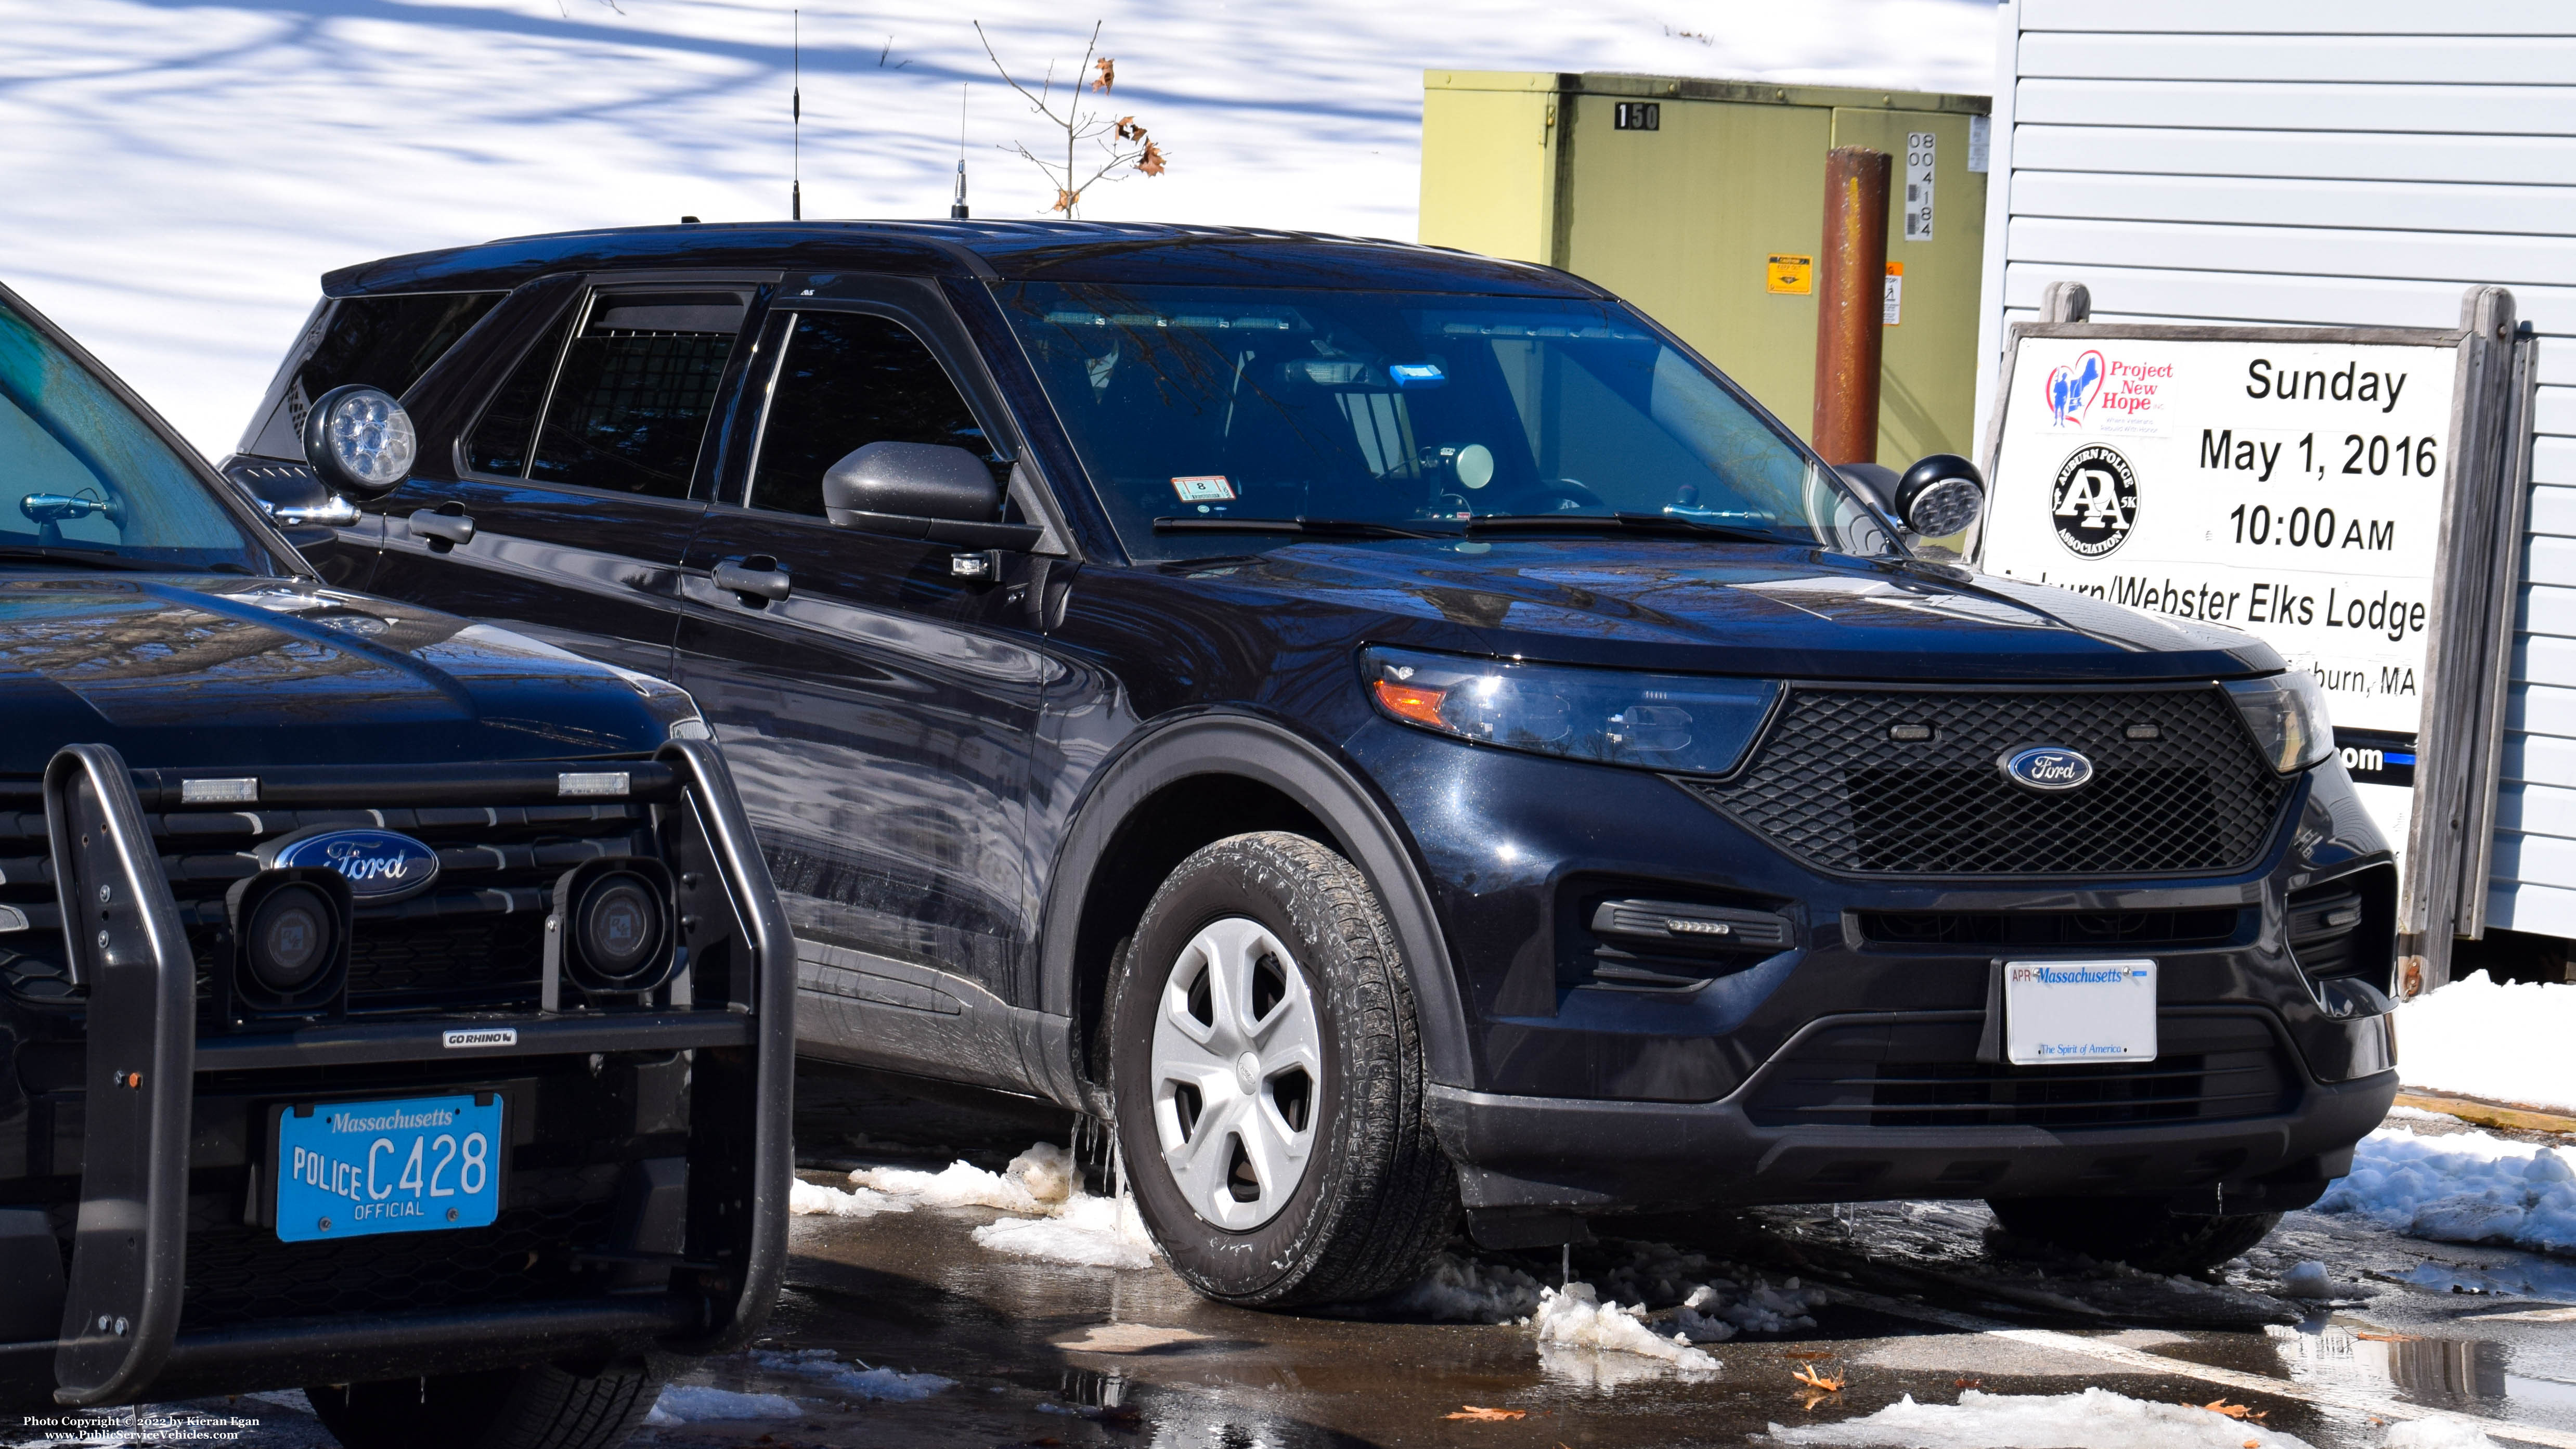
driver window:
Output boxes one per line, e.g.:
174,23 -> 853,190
748,311 -> 1005,518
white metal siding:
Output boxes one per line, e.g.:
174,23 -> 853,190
1976,2 -> 2576,938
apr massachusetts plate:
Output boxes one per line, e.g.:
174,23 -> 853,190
275,1093 -> 503,1243
2003,959 -> 2157,1066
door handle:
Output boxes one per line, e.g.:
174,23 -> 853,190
712,555 -> 792,605
407,506 -> 476,551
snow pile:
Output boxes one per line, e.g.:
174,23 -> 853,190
788,1177 -> 909,1219
1766,1388 -> 2316,1447
2314,1124 -> 2576,1257
1382,1251 -> 1550,1323
753,1349 -> 954,1402
848,1141 -> 1159,1269
972,1193 -> 1159,1271
2276,1260 -> 2335,1299
644,1386 -> 802,1425
1530,1283 -> 1720,1375
849,1142 -> 1075,1213
1596,1242 -> 1827,1341
2384,1420 -> 2505,1449
2393,971 -> 2576,1113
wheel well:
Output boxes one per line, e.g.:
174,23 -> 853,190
1071,774 -> 1329,1086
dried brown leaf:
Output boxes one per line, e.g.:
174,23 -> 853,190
1052,188 -> 1079,213
1792,1365 -> 1846,1393
1114,114 -> 1141,139
1953,1378 -> 1984,1389
1092,57 -> 1115,91
1136,139 -> 1168,176
2198,1399 -> 2267,1422
1444,1405 -> 1526,1421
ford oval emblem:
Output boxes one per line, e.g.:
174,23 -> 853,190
269,827 -> 441,900
2001,746 -> 2094,792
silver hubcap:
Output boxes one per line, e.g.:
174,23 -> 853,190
1149,916 -> 1323,1231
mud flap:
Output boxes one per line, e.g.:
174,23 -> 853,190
44,745 -> 197,1406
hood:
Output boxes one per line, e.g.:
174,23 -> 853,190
1176,539 -> 2279,681
0,576 -> 697,775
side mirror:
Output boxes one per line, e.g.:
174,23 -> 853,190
300,384 -> 416,499
1892,453 -> 1984,538
821,442 -> 1041,551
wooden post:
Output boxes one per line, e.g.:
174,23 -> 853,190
1812,146 -> 1892,464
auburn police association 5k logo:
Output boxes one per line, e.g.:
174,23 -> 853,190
2051,444 -> 2139,559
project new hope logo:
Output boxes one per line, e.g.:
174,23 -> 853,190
2044,349 -> 2170,429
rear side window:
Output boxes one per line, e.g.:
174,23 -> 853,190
466,290 -> 746,499
748,310 -> 1004,518
242,292 -> 502,457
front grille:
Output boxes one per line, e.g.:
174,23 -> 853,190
179,1163 -> 618,1330
1693,686 -> 2287,876
1857,907 -> 2245,950
0,800 -> 651,1015
1744,1014 -> 2294,1129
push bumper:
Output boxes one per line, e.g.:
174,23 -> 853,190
9,739 -> 795,1409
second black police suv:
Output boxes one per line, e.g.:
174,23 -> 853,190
228,220 -> 2400,1307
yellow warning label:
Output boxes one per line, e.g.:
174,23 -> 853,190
1766,254 -> 1814,295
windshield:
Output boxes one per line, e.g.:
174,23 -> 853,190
0,292 -> 275,573
999,282 -> 1884,561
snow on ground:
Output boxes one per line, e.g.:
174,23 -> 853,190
1532,1283 -> 1721,1376
1382,1251 -> 1551,1322
644,1385 -> 804,1424
1766,1387 -> 2320,1448
0,0 -> 1991,455
2314,1122 -> 2576,1257
788,1176 -> 909,1218
845,1141 -> 1160,1269
753,1348 -> 954,1401
2394,972 -> 2576,1114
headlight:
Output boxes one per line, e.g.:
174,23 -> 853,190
1363,646 -> 1778,775
2224,672 -> 2335,772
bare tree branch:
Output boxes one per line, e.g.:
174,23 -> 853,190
972,19 -> 1169,217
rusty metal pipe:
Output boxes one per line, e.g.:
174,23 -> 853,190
1812,146 -> 1892,464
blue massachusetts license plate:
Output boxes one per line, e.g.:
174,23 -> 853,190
276,1094 -> 503,1243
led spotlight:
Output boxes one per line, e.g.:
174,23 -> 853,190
226,868 -> 352,1015
549,858 -> 677,997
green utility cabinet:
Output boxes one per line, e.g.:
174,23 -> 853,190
1421,72 -> 1991,463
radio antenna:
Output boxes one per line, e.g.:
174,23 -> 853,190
951,83 -> 970,219
791,9 -> 802,221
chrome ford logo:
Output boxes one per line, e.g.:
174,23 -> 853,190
2001,746 -> 2094,792
269,828 -> 441,900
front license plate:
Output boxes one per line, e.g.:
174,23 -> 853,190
275,1094 -> 502,1243
2004,959 -> 2157,1066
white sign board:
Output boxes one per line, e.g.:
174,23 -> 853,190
1982,335 -> 2461,854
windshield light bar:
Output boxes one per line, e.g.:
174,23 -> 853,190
180,777 -> 259,805
558,771 -> 631,799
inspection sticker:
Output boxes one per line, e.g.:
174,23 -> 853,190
1171,475 -> 1236,502
2004,958 -> 2156,1065
1766,254 -> 1814,295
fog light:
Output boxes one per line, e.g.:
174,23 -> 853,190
247,885 -> 335,992
550,859 -> 677,997
226,869 -> 352,1014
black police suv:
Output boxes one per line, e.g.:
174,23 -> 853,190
227,220 -> 2399,1307
0,278 -> 793,1447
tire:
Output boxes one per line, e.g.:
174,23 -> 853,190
1986,1195 -> 2283,1274
308,1358 -> 663,1449
1108,830 -> 1456,1308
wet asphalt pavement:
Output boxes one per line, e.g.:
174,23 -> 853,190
627,1065 -> 2576,1449
7,1065 -> 2572,1448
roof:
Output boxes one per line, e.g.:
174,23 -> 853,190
321,219 -> 1598,299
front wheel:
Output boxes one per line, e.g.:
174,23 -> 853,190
1986,1195 -> 2283,1274
1109,831 -> 1456,1308
308,1358 -> 663,1449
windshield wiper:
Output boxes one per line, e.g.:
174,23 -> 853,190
0,545 -> 193,573
1152,516 -> 1455,540
1464,512 -> 1788,545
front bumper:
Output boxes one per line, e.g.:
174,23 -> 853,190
1345,718 -> 2400,1217
1,740 -> 794,1410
